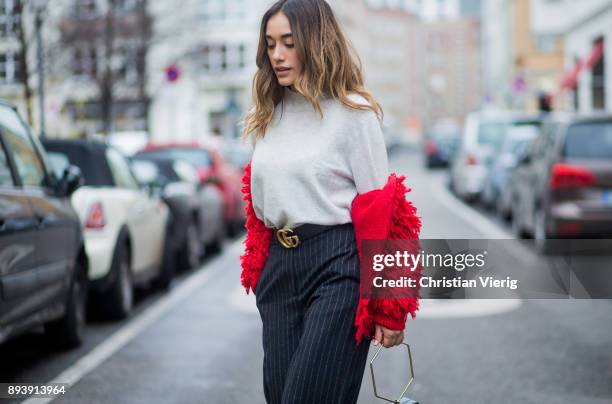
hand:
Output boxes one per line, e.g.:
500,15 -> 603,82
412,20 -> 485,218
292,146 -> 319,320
373,324 -> 404,348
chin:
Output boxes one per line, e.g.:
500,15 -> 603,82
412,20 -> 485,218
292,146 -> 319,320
277,77 -> 295,87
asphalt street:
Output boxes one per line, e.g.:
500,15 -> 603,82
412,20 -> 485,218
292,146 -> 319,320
2,147 -> 612,404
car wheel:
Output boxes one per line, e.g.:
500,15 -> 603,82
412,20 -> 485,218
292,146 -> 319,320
178,221 -> 202,270
154,227 -> 176,290
206,223 -> 225,255
102,242 -> 133,320
226,218 -> 237,238
496,194 -> 510,221
447,176 -> 456,193
511,199 -> 528,239
534,207 -> 554,255
45,257 -> 88,349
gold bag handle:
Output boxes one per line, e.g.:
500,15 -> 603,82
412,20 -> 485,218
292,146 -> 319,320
369,342 -> 418,404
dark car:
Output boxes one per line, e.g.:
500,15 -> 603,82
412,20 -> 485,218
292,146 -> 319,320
135,142 -> 245,236
0,101 -> 87,349
423,123 -> 461,168
130,155 -> 225,269
510,113 -> 612,253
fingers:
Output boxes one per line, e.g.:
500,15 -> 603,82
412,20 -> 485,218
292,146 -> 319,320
382,330 -> 404,348
373,325 -> 405,348
373,325 -> 384,346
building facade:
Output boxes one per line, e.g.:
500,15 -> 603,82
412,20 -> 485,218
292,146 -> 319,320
147,0 -> 269,141
530,0 -> 612,113
481,0 -> 564,112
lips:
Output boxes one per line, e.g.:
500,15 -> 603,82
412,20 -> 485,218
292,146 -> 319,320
275,67 -> 291,72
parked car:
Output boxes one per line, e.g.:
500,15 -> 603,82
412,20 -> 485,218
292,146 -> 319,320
423,122 -> 461,168
0,102 -> 87,349
483,124 -> 540,211
449,111 -> 541,201
135,142 -> 245,236
42,139 -> 173,320
130,155 -> 225,269
217,138 -> 253,172
510,113 -> 612,253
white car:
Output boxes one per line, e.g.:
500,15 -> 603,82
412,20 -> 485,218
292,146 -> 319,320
450,110 -> 541,201
43,139 -> 173,320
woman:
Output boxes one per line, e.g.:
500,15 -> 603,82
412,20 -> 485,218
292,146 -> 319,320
241,1 -> 420,403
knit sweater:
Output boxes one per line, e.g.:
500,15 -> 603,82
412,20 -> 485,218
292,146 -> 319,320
241,163 -> 423,344
250,88 -> 389,229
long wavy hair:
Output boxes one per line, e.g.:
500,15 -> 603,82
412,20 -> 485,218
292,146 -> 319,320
242,0 -> 383,140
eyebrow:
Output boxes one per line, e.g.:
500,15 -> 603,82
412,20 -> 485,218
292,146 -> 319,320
265,33 -> 293,40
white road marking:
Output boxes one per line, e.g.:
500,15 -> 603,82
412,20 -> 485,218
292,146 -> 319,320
417,299 -> 522,319
429,181 -> 512,239
20,238 -> 245,404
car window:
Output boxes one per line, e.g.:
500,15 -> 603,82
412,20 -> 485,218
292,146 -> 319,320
131,159 -> 160,185
0,106 -> 46,187
503,126 -> 539,156
564,122 -> 612,159
173,160 -> 199,184
138,148 -> 213,169
477,122 -> 508,152
106,148 -> 139,190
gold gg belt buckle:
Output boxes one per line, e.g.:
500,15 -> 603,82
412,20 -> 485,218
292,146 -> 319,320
276,227 -> 300,248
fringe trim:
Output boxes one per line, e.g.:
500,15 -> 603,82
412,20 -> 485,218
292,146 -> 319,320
239,163 -> 272,294
354,174 -> 423,344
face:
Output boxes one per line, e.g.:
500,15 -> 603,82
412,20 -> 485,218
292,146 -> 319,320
265,11 -> 303,87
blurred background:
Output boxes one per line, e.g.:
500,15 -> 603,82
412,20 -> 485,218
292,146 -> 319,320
1,1 -> 611,403
0,0 -> 610,142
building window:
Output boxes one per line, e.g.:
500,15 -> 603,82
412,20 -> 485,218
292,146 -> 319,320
72,46 -> 97,78
536,36 -> 558,54
591,38 -> 606,110
73,0 -> 97,19
116,45 -> 140,84
0,51 -> 20,83
115,0 -> 139,14
202,0 -> 245,22
201,43 -> 245,73
0,0 -> 20,38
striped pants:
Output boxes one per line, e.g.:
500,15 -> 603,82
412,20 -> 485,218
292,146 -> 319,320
255,223 -> 371,404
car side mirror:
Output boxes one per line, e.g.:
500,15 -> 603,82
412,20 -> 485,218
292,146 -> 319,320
58,165 -> 83,197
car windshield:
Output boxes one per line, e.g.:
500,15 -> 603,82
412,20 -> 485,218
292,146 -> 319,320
477,122 -> 509,151
478,120 -> 540,153
43,144 -> 114,186
138,148 -> 212,169
502,125 -> 539,155
564,122 -> 612,159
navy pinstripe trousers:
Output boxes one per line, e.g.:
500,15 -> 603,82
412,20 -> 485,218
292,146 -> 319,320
255,223 -> 371,404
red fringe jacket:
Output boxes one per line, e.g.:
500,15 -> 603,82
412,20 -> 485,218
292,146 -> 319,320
239,162 -> 422,344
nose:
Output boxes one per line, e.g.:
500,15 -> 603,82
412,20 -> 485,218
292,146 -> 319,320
272,45 -> 285,62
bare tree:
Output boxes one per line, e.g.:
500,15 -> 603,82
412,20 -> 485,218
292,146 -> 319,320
13,0 -> 37,125
58,0 -> 152,136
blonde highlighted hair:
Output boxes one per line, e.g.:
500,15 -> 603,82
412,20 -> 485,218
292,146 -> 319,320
242,0 -> 383,140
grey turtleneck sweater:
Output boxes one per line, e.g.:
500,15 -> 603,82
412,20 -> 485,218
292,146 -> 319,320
250,88 -> 389,229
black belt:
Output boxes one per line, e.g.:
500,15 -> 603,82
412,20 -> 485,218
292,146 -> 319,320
272,224 -> 339,248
